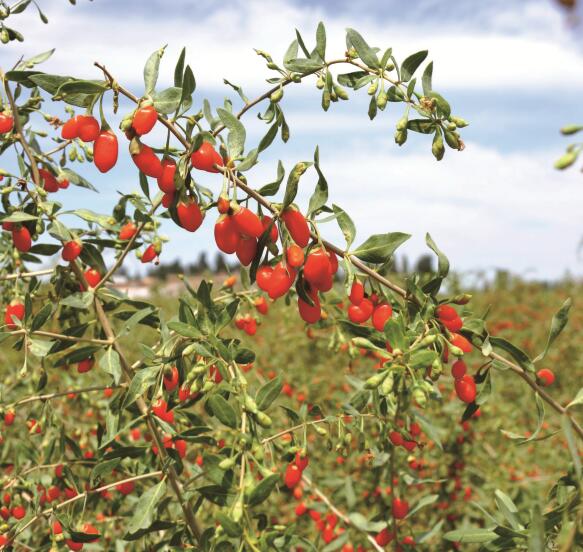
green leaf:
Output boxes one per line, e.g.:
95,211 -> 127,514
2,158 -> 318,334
60,168 -> 98,192
407,494 -> 438,518
144,46 -> 166,96
407,119 -> 436,134
528,505 -> 544,552
216,512 -> 242,537
401,50 -> 428,81
285,58 -> 323,73
566,387 -> 583,410
494,489 -> 522,530
127,480 -> 167,534
217,108 -> 246,158
57,80 -> 107,96
315,22 -> 326,60
153,87 -> 182,114
247,474 -> 279,507
30,304 -> 53,332
282,162 -> 311,209
332,204 -> 356,249
258,161 -> 285,196
352,232 -> 411,264
427,91 -> 451,118
426,233 -> 449,278
99,347 -> 122,385
207,395 -> 238,429
337,71 -> 370,89
347,512 -> 385,532
489,336 -> 535,373
422,61 -> 433,95
256,375 -> 282,411
1,212 -> 38,223
443,529 -> 498,543
561,415 -> 582,479
29,74 -> 71,95
125,366 -> 159,406
534,298 -> 571,362
60,292 -> 94,310
346,28 -> 379,69
174,47 -> 186,87
307,147 -> 328,216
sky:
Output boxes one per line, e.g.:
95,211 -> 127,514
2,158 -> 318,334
1,0 -> 583,281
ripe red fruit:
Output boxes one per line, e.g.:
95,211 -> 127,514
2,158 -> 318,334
436,304 -> 458,321
232,206 -> 263,238
286,244 -> 305,268
119,222 -> 137,241
268,262 -> 296,299
84,268 -> 101,288
392,497 -> 409,519
93,129 -> 118,173
304,248 -> 332,287
191,141 -> 223,173
4,410 -> 15,426
284,463 -> 302,489
244,317 -> 257,336
210,364 -> 223,384
537,368 -> 555,387
451,359 -> 467,379
261,215 -> 278,242
62,240 -> 83,262
157,158 -> 176,193
389,431 -> 403,446
349,281 -> 364,305
348,298 -> 374,324
236,236 -> 257,266
52,520 -> 63,535
61,115 -> 82,139
295,451 -> 309,471
254,296 -> 268,315
2,221 -> 13,231
163,366 -> 179,392
375,528 -> 394,546
402,535 -> 415,546
132,105 -> 158,135
141,244 -> 157,263
372,303 -> 393,331
441,314 -> 463,332
214,215 -> 240,254
4,301 -> 24,330
256,265 -> 274,292
455,374 -> 477,403
47,485 -> 60,502
162,192 -> 174,208
450,333 -> 473,353
116,480 -> 135,495
281,207 -> 310,247
78,115 -> 100,142
152,398 -> 174,424
11,226 -> 32,252
0,112 -> 14,134
295,502 -> 307,516
298,286 -> 321,324
39,168 -> 59,193
410,422 -> 422,437
132,143 -> 163,178
78,357 -> 94,374
11,505 -> 25,519
58,176 -> 70,189
177,199 -> 204,232
174,438 -> 187,458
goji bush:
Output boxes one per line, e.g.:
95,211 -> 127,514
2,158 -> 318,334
0,7 -> 582,551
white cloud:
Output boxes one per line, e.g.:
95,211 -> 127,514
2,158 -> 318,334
1,0 -> 583,94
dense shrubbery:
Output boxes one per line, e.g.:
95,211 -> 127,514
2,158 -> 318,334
0,5 -> 581,550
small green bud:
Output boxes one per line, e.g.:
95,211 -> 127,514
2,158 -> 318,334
321,90 -> 330,111
270,88 -> 284,103
554,150 -> 579,170
412,387 -> 427,408
449,345 -> 464,357
364,371 -> 387,390
560,124 -> 583,136
376,91 -> 388,110
244,396 -> 259,415
256,411 -> 272,428
333,84 -> 349,100
367,81 -> 378,95
315,425 -> 328,436
395,129 -> 407,146
432,132 -> 445,161
316,77 -> 325,90
267,62 -> 279,70
444,130 -> 461,150
449,116 -> 468,128
219,456 -> 237,470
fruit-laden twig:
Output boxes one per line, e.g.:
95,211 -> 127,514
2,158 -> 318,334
302,474 -> 385,552
3,471 -> 165,547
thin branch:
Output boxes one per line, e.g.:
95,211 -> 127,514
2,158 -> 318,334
302,474 -> 384,552
9,383 -> 125,408
0,268 -> 55,281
